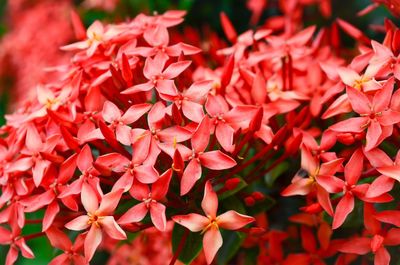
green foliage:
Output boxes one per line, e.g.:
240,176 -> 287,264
221,196 -> 246,214
264,161 -> 290,187
217,231 -> 245,265
172,224 -> 203,264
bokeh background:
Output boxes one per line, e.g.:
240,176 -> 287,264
0,0 -> 398,264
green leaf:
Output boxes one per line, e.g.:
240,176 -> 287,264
220,196 -> 246,214
172,224 -> 203,264
178,0 -> 194,10
217,231 -> 244,265
264,161 -> 289,187
219,176 -> 247,200
243,247 -> 259,265
83,10 -> 108,27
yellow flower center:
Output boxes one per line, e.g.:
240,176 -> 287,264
87,213 -> 103,228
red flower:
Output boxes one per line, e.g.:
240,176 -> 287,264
118,169 -> 172,231
330,78 -> 400,150
65,183 -> 126,261
173,181 -> 254,264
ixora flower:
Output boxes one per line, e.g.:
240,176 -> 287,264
172,181 -> 254,264
330,78 -> 400,151
65,183 -> 126,261
3,1 -> 400,264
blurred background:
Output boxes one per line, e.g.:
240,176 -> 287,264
0,0 -> 398,264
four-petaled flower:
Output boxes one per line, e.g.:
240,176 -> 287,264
172,181 -> 254,264
330,78 -> 400,150
65,183 -> 126,261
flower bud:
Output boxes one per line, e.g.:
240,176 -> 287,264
252,191 -> 265,201
245,196 -> 256,206
225,178 -> 241,190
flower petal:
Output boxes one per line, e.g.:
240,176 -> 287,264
201,181 -> 218,219
184,80 -> 212,101
180,159 -> 202,195
374,210 -> 400,227
281,178 -> 312,196
366,176 -> 395,198
203,226 -> 223,265
97,190 -> 123,216
191,116 -> 211,153
84,225 -> 102,261
316,175 -> 344,193
346,86 -> 371,114
81,182 -> 99,214
217,210 -> 254,230
199,151 -> 236,170
150,202 -> 167,231
65,215 -> 90,231
215,123 -> 235,152
102,101 -> 121,123
116,125 -> 132,146
329,117 -> 369,133
42,202 -> 60,232
172,213 -> 209,232
134,165 -> 159,184
338,237 -> 371,254
118,203 -> 148,224
100,216 -> 126,240
365,120 -> 382,151
373,78 -> 394,112
374,247 -> 390,265
45,226 -> 72,251
151,169 -> 172,200
182,101 -> 205,123
121,82 -> 153,94
163,61 -> 191,79
121,103 -> 152,124
77,145 -> 93,172
300,147 -> 319,175
344,148 -> 364,185
332,193 -> 354,229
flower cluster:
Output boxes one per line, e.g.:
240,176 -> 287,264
1,3 -> 400,265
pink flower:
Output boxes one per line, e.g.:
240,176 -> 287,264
317,149 -> 392,229
178,116 -> 237,195
330,78 -> 400,150
65,183 -> 126,261
61,20 -> 105,57
121,53 -> 191,96
45,227 -> 86,265
118,169 -> 172,231
0,225 -> 34,265
172,181 -> 254,264
102,101 -> 152,145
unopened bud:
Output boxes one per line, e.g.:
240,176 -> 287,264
252,191 -> 265,201
245,196 -> 256,206
225,178 -> 241,190
249,227 -> 266,236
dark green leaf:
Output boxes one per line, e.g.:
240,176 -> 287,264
220,196 -> 246,214
217,231 -> 244,265
264,161 -> 289,187
172,224 -> 203,264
